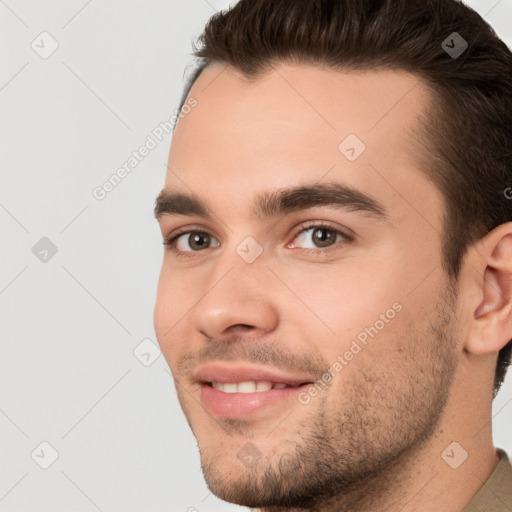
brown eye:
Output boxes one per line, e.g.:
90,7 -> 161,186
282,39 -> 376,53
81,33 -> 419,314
311,227 -> 338,248
291,224 -> 347,250
164,230 -> 220,253
187,232 -> 211,250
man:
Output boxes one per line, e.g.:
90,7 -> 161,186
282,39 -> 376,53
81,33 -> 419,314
153,0 -> 512,510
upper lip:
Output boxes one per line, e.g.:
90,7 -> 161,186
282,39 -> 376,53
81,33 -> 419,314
194,363 -> 314,386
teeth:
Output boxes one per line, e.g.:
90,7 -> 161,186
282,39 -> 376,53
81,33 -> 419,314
222,383 -> 238,393
256,381 -> 273,392
210,381 -> 291,393
238,381 -> 257,393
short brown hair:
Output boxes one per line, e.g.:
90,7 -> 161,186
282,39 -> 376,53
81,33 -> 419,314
176,0 -> 512,396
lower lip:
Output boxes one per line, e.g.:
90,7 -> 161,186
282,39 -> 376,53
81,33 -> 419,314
200,383 -> 308,419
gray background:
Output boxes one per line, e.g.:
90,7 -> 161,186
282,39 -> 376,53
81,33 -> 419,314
1,1 -> 511,511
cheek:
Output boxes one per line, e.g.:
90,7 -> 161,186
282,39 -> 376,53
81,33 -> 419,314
153,297 -> 167,343
279,260 -> 405,333
274,262 -> 420,375
153,275 -> 186,360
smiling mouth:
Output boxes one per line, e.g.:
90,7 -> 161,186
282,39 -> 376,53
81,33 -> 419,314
199,380 -> 313,419
208,380 -> 306,393
194,363 -> 316,418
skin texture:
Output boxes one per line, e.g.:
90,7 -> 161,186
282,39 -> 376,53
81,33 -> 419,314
154,63 -> 512,511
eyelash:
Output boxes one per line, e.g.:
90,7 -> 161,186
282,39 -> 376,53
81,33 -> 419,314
162,222 -> 353,259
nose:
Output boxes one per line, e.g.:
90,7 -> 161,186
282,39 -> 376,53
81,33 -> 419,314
189,264 -> 280,342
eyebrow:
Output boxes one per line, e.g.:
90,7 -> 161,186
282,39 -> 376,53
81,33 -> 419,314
154,182 -> 387,222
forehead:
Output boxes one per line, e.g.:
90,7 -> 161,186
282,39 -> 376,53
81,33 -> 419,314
165,63 -> 442,227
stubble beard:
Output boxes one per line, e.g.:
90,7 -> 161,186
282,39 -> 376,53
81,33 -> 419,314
187,287 -> 460,511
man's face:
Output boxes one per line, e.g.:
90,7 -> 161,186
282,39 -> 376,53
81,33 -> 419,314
154,64 -> 461,508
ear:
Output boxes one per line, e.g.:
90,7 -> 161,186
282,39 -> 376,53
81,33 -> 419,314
465,222 -> 512,355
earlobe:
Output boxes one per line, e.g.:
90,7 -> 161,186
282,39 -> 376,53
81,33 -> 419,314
465,225 -> 512,355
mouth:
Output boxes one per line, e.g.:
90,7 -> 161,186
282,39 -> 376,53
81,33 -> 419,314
210,380 -> 301,392
195,364 -> 314,419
